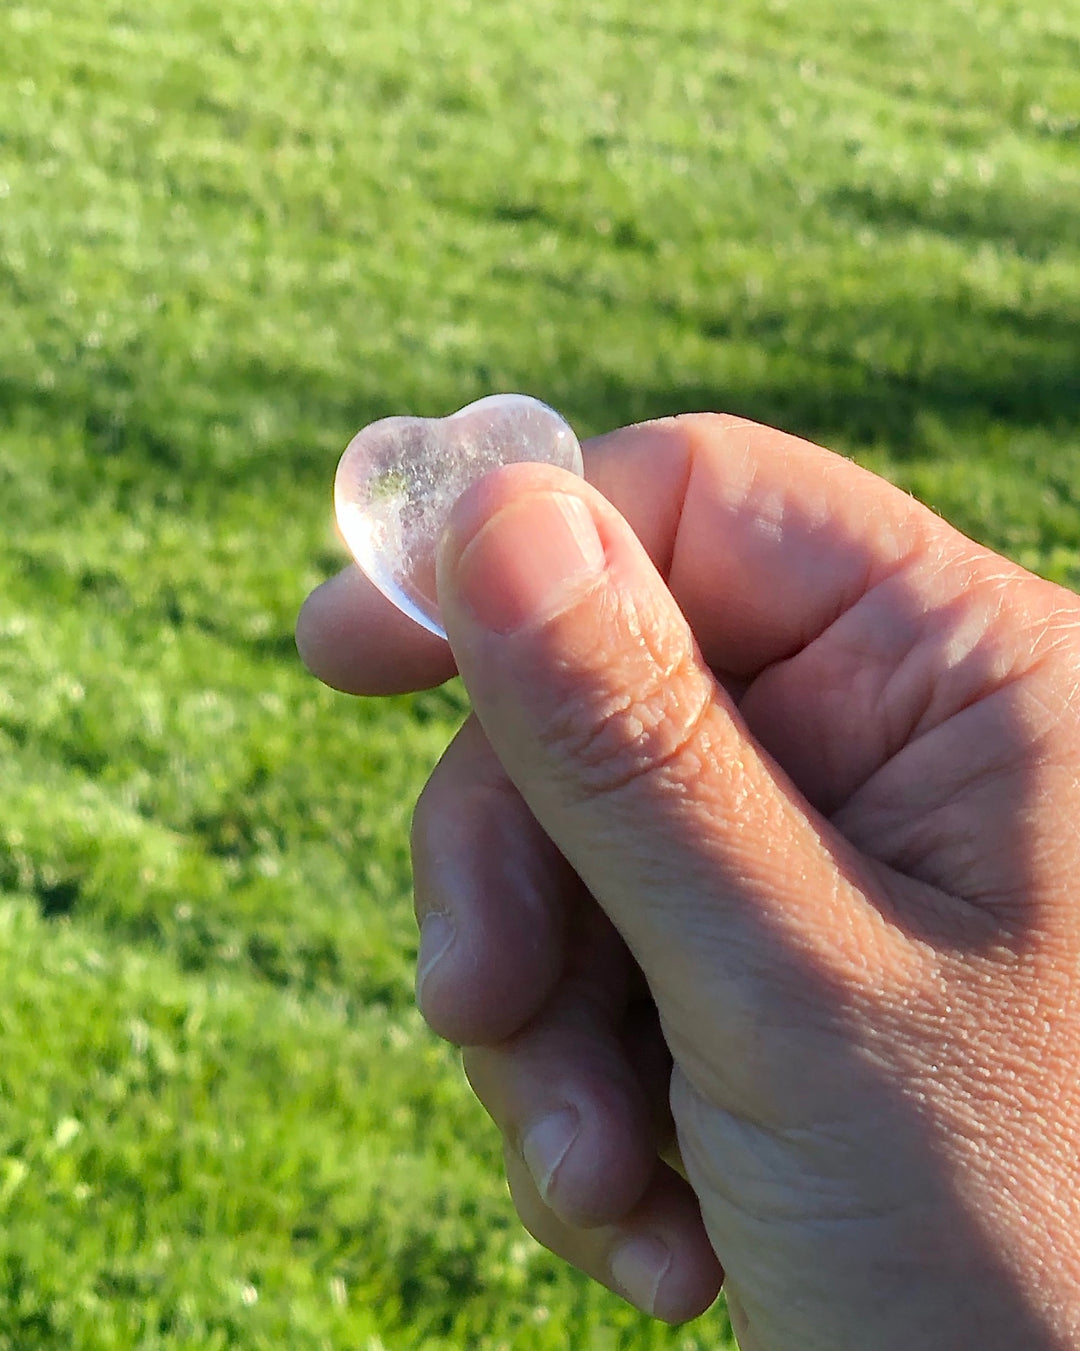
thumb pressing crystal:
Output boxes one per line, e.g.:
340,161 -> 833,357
333,394 -> 584,639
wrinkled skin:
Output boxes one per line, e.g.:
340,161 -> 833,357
298,415 -> 1080,1348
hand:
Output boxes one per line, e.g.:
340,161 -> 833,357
298,415 -> 1080,1349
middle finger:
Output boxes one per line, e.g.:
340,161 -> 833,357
411,712 -> 572,1046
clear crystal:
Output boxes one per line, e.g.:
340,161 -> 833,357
334,394 -> 584,638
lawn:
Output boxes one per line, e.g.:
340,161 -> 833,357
0,0 -> 1077,1345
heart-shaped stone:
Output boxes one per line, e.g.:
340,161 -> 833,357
334,394 -> 584,638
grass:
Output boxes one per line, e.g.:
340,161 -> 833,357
0,0 -> 1078,1345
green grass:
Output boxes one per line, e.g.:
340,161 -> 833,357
0,0 -> 1078,1345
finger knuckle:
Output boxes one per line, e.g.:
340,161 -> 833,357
536,598 -> 714,800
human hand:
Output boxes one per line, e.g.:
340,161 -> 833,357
298,415 -> 1080,1349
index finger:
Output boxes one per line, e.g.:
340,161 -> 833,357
295,413 -> 938,696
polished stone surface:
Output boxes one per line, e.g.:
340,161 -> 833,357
334,394 -> 583,638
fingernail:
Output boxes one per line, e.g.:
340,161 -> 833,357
415,913 -> 455,1009
610,1235 -> 672,1316
453,492 -> 605,634
521,1106 -> 580,1202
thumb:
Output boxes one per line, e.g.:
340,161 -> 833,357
435,461 -> 885,1069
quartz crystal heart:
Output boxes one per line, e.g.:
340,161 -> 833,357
334,394 -> 584,638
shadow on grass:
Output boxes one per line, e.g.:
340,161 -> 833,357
3,284 -> 1076,505
826,181 -> 1080,265
1,168 -> 1077,497
554,320 -> 1079,459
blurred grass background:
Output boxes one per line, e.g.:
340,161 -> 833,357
0,0 -> 1077,1345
